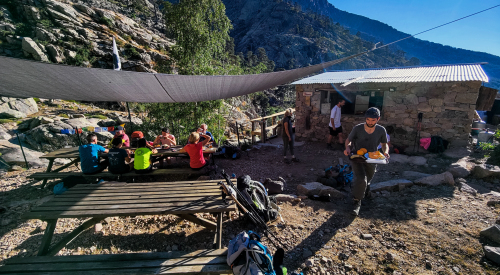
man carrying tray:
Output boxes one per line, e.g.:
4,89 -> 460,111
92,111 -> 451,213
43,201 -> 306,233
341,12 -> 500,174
344,107 -> 389,216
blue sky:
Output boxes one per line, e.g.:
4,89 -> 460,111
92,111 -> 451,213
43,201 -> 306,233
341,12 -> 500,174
329,0 -> 500,57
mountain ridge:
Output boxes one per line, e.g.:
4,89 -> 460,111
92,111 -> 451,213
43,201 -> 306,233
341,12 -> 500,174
292,0 -> 500,89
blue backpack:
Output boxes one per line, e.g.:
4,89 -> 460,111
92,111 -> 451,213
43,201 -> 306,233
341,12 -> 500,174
227,231 -> 276,275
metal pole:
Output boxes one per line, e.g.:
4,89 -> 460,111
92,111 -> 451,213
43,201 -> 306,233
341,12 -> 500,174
126,102 -> 133,134
15,133 -> 29,169
236,121 -> 240,147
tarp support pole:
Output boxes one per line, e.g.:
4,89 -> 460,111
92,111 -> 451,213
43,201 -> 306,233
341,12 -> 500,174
126,102 -> 133,134
15,133 -> 29,169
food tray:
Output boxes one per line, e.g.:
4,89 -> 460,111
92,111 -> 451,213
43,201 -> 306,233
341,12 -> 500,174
349,153 -> 389,164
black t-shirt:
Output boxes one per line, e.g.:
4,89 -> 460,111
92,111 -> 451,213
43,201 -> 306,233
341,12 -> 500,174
283,116 -> 294,135
108,148 -> 129,174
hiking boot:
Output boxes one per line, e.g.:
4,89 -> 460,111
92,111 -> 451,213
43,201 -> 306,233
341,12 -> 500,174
292,157 -> 300,162
351,199 -> 361,216
284,158 -> 291,164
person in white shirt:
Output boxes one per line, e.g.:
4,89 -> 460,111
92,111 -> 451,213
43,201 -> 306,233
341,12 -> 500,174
327,99 -> 345,150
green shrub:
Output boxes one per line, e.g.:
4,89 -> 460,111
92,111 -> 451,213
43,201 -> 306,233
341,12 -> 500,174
100,16 -> 114,28
58,113 -> 69,118
39,19 -> 53,28
0,119 -> 14,124
33,98 -> 40,102
89,115 -> 108,120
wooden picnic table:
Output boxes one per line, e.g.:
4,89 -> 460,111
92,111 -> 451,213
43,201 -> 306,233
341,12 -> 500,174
38,145 -> 217,187
24,179 -> 235,256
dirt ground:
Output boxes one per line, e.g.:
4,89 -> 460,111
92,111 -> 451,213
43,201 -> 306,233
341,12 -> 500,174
1,140 -> 500,274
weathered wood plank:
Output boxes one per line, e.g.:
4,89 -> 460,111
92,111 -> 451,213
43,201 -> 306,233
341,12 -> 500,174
5,249 -> 227,264
29,168 -> 204,179
24,204 -> 236,219
0,264 -> 232,274
49,192 -> 223,202
44,195 -> 226,207
71,181 -> 221,189
0,256 -> 227,272
51,189 -> 221,198
62,185 -> 220,194
33,199 -> 229,212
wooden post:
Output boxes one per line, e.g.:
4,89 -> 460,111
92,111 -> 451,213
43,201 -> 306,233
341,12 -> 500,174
251,122 -> 256,144
260,120 -> 266,143
41,159 -> 54,189
216,212 -> 223,249
272,116 -> 276,126
45,218 -> 101,256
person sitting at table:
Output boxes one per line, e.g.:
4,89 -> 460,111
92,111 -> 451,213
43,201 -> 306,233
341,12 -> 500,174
153,127 -> 176,168
134,138 -> 158,174
153,127 -> 176,147
79,133 -> 109,175
108,126 -> 129,148
108,138 -> 133,174
198,124 -> 215,144
181,132 -> 211,170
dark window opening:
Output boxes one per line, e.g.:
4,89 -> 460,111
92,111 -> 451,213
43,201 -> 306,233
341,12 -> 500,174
318,89 -> 384,115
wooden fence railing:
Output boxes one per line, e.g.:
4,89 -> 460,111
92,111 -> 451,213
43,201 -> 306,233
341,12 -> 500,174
249,109 -> 295,143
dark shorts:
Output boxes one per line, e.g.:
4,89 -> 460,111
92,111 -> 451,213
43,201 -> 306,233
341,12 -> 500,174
191,162 -> 209,171
329,126 -> 343,136
135,165 -> 152,174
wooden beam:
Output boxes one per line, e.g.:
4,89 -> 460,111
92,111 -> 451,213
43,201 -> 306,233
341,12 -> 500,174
251,121 -> 256,144
40,159 -> 54,189
175,214 -> 216,231
38,219 -> 57,256
45,218 -> 101,256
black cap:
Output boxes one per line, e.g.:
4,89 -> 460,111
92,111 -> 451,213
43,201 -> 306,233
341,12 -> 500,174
365,107 -> 380,118
115,126 -> 124,130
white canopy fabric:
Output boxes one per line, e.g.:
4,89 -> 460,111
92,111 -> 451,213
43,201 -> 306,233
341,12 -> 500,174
0,52 -> 365,102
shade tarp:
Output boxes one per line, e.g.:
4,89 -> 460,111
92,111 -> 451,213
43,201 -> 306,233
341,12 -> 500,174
0,52 -> 365,103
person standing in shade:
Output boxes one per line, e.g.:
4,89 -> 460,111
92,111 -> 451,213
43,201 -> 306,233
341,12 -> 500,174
344,107 -> 389,216
282,108 -> 299,164
79,133 -> 109,175
327,99 -> 345,150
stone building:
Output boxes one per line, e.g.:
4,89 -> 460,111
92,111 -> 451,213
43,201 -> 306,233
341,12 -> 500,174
292,64 -> 490,147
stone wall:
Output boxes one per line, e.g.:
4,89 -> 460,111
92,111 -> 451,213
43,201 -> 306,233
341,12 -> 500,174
295,81 -> 482,147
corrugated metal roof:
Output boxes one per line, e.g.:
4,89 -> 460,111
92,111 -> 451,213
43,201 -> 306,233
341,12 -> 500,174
291,64 -> 489,85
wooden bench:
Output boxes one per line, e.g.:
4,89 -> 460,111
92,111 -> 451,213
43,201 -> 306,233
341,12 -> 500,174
0,249 -> 232,274
28,168 -> 204,180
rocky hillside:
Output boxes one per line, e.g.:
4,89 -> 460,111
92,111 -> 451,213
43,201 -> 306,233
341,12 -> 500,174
292,0 -> 500,89
0,0 -> 172,72
222,0 -> 418,71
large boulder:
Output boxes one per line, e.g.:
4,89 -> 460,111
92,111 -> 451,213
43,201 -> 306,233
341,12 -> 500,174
448,157 -> 475,178
444,147 -> 472,159
0,143 -> 51,168
8,98 -> 38,115
297,182 -> 345,199
46,44 -> 65,63
473,164 -> 500,179
389,154 -> 409,164
402,171 -> 432,181
22,37 -> 49,62
483,246 -> 500,266
0,108 -> 25,119
371,179 -> 413,192
415,172 -> 455,186
480,225 -> 500,244
0,126 -> 11,140
408,156 -> 427,166
64,117 -> 97,128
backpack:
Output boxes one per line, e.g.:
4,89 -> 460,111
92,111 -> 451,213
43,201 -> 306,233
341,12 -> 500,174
428,136 -> 449,153
227,231 -> 276,275
237,175 -> 280,223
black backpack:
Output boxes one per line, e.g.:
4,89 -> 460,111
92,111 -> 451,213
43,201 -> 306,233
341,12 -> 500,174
428,136 -> 449,153
237,175 -> 279,223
